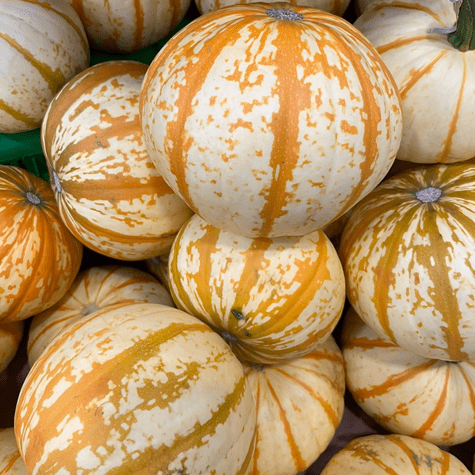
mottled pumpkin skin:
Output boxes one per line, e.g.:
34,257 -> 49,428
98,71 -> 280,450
67,0 -> 191,52
15,303 -> 257,475
41,60 -> 193,261
0,0 -> 89,133
168,214 -> 346,364
339,163 -> 475,361
342,307 -> 475,447
140,2 -> 402,238
0,166 -> 83,322
27,265 -> 175,366
0,428 -> 27,474
244,336 -> 345,475
320,434 -> 471,474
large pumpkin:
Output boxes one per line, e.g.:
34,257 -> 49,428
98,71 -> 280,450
168,213 -> 346,364
140,2 -> 403,238
15,302 -> 257,474
342,306 -> 475,447
339,162 -> 475,361
0,0 -> 89,134
27,265 -> 174,366
66,0 -> 191,52
354,0 -> 474,163
41,60 -> 193,261
0,166 -> 83,322
244,336 -> 345,475
320,434 -> 471,474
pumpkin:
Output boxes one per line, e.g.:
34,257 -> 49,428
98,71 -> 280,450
0,165 -> 83,322
65,0 -> 191,52
194,0 -> 351,18
0,321 -> 24,374
41,60 -> 193,261
320,433 -> 471,474
27,264 -> 174,366
354,0 -> 474,164
145,252 -> 172,291
243,336 -> 345,475
0,428 -> 27,474
139,2 -> 403,238
0,0 -> 89,134
15,302 -> 257,474
168,213 -> 346,364
342,306 -> 475,447
339,162 -> 475,361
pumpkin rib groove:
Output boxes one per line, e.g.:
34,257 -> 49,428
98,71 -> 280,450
372,1 -> 446,24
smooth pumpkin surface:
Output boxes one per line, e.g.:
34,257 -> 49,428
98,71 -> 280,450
168,214 -> 346,364
0,0 -> 89,133
354,0 -> 474,163
41,60 -> 193,261
140,2 -> 403,238
342,306 -> 475,447
339,162 -> 475,361
15,303 -> 257,474
0,321 -> 24,374
320,434 -> 471,474
244,336 -> 345,475
0,165 -> 83,322
27,265 -> 174,366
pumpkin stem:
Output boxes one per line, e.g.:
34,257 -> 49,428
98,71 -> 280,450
51,169 -> 62,193
447,0 -> 475,51
26,191 -> 41,205
266,7 -> 303,21
415,186 -> 443,203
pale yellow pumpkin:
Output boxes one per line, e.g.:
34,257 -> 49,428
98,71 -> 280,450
168,213 -> 346,364
27,265 -> 174,366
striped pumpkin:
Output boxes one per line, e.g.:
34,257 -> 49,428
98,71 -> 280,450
342,306 -> 475,446
145,252 -> 172,291
354,0 -> 472,163
140,2 -> 403,238
0,428 -> 27,474
339,162 -> 475,361
0,0 -> 89,134
0,321 -> 24,374
66,0 -> 191,52
168,213 -> 346,364
320,434 -> 471,474
27,265 -> 174,366
41,60 -> 193,261
0,166 -> 83,322
244,336 -> 345,475
15,302 -> 257,474
194,0 -> 352,17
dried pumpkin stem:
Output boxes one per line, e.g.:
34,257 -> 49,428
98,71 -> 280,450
447,0 -> 475,51
266,7 -> 303,21
415,186 -> 442,203
26,191 -> 41,204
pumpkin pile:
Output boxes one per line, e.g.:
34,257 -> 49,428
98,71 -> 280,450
1,0 -> 475,473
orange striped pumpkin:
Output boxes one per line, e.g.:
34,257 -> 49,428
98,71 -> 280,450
320,434 -> 471,474
194,0 -> 351,17
168,213 -> 346,364
354,0 -> 471,163
66,0 -> 191,52
27,265 -> 174,366
0,321 -> 24,374
15,302 -> 257,474
244,336 -> 345,475
41,60 -> 193,261
0,428 -> 27,474
140,2 -> 403,238
0,166 -> 83,322
342,306 -> 475,447
339,162 -> 475,361
0,0 -> 89,134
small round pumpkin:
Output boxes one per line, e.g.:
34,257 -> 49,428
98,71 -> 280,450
0,0 -> 89,133
320,433 -> 471,474
0,428 -> 27,474
27,265 -> 174,366
140,2 -> 403,238
339,162 -> 475,361
168,213 -> 346,364
342,306 -> 475,447
244,336 -> 345,475
15,302 -> 257,474
41,60 -> 193,261
0,165 -> 83,322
